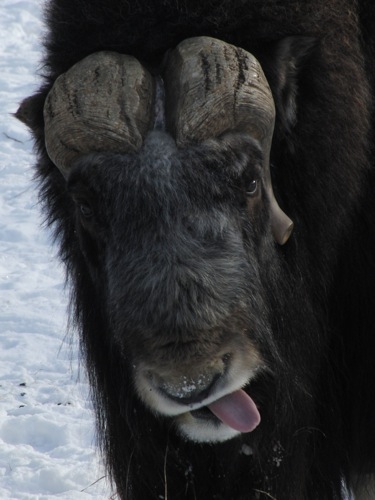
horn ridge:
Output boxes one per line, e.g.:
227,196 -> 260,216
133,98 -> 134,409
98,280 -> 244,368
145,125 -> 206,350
44,51 -> 155,176
162,36 -> 275,151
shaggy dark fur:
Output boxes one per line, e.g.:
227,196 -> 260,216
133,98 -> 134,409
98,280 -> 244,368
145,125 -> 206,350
18,1 -> 375,498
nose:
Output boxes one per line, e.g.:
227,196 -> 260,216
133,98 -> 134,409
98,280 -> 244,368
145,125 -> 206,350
153,356 -> 230,406
158,372 -> 221,405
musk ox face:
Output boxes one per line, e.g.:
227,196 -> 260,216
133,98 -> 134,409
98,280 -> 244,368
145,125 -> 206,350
67,130 -> 279,442
25,36 -> 298,445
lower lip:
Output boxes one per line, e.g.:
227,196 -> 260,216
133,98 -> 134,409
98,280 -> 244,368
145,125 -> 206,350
190,406 -> 220,423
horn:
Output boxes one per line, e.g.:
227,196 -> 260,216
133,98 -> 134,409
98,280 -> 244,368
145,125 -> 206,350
269,197 -> 294,245
163,37 -> 293,245
43,51 -> 155,177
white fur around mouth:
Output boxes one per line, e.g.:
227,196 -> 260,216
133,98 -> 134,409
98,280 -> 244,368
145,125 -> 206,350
175,409 -> 241,442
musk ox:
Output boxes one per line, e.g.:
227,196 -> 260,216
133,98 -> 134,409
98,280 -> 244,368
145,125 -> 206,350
17,0 -> 375,498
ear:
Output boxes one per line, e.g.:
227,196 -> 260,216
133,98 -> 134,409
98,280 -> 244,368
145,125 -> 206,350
258,36 -> 317,134
14,91 -> 46,134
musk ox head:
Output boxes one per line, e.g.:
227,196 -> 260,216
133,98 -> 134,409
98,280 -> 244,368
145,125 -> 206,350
40,37 -> 294,443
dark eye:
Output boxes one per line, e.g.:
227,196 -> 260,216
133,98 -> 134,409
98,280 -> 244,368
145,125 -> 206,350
246,179 -> 258,197
79,202 -> 94,219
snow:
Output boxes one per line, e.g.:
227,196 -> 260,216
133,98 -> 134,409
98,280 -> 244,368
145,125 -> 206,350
0,1 -> 112,498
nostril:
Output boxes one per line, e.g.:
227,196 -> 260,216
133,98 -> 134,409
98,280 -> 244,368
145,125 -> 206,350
222,352 -> 231,366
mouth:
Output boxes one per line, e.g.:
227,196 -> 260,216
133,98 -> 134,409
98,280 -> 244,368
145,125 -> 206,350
189,387 -> 261,432
191,406 -> 218,422
173,386 -> 261,443
134,347 -> 264,442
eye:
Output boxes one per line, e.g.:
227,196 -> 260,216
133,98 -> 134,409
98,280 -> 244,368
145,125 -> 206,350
246,179 -> 258,197
78,201 -> 94,219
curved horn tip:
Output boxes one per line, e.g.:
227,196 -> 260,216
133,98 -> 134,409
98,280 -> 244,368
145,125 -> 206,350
274,219 -> 294,245
270,200 -> 294,245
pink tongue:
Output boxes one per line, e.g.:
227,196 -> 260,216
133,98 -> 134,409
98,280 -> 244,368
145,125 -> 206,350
208,389 -> 260,433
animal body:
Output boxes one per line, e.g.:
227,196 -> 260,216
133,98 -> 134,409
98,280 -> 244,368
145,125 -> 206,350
17,0 -> 375,498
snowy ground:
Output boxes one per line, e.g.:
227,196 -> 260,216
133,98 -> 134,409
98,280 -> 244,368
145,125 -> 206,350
0,1 -> 113,498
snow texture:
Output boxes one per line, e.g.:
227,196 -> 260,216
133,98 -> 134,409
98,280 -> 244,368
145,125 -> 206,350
0,1 -> 112,498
